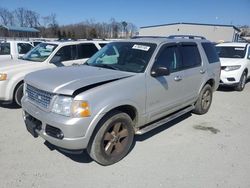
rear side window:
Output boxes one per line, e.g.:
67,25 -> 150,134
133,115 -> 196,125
0,43 -> 10,55
18,43 -> 33,54
202,43 -> 219,63
180,44 -> 201,69
77,43 -> 98,59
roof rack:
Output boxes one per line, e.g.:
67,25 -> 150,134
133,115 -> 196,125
167,35 -> 206,40
131,36 -> 167,39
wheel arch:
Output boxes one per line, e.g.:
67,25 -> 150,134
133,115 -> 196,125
87,104 -> 138,151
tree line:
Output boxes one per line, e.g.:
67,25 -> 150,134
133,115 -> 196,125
0,7 -> 138,39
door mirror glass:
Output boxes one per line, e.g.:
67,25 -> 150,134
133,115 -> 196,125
151,66 -> 170,77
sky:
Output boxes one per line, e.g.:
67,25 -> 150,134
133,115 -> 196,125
0,0 -> 249,28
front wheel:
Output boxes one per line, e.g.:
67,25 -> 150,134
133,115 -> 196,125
192,84 -> 213,115
88,111 -> 134,166
13,83 -> 24,107
235,72 -> 247,91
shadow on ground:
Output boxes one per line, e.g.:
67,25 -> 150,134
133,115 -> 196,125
43,112 -> 192,164
0,101 -> 20,109
217,79 -> 250,92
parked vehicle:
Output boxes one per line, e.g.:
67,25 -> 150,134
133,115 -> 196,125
216,42 -> 250,91
0,40 -> 109,106
22,36 -> 220,165
0,40 -> 34,61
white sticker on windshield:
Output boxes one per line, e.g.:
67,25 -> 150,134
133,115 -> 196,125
235,48 -> 245,51
132,44 -> 150,51
46,45 -> 55,50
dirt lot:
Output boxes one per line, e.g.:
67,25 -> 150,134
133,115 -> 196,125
0,84 -> 250,188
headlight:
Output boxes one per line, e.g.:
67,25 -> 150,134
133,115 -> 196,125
0,73 -> 7,81
51,95 -> 90,117
224,65 -> 241,71
51,96 -> 73,116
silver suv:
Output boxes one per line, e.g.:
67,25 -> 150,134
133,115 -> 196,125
22,36 -> 220,165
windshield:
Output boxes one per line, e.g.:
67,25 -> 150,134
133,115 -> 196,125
86,42 -> 157,73
22,43 -> 58,62
216,46 -> 246,58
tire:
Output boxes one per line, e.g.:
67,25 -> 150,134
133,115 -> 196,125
235,72 -> 247,91
13,83 -> 24,107
192,84 -> 213,115
88,111 -> 134,166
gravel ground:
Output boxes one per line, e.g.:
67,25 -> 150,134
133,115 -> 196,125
0,84 -> 250,188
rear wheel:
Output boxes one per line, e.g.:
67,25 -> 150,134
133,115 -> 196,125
88,111 -> 134,166
235,72 -> 247,91
13,83 -> 24,107
193,84 -> 213,115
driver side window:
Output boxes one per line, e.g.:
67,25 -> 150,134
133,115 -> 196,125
154,45 -> 181,72
55,45 -> 76,61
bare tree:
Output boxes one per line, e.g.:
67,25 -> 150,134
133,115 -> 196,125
0,7 -> 13,26
25,10 -> 39,27
14,8 -> 26,27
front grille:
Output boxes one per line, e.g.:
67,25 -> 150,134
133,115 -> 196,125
26,84 -> 54,109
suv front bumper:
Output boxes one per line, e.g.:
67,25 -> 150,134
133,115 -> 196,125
220,69 -> 242,86
22,97 -> 97,150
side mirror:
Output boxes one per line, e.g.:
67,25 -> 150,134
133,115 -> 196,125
151,66 -> 170,77
50,55 -> 61,64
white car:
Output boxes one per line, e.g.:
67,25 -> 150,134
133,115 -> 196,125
216,42 -> 250,91
0,40 -> 34,61
0,40 -> 109,106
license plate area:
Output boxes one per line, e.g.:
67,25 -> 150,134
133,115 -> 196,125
24,113 -> 42,138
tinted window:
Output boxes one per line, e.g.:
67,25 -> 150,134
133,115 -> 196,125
0,43 -> 10,55
248,46 -> 250,60
180,44 -> 201,69
154,45 -> 181,72
99,43 -> 107,48
77,43 -> 98,59
202,42 -> 219,63
216,46 -> 246,58
55,45 -> 77,61
18,43 -> 33,54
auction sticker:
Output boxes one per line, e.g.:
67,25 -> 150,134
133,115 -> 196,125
132,44 -> 150,51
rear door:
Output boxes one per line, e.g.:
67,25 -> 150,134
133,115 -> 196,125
178,42 -> 204,100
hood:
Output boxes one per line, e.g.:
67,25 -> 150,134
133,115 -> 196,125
219,58 -> 245,66
0,59 -> 36,71
25,65 -> 135,96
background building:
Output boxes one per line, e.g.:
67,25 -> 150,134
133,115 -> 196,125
0,25 -> 40,38
139,22 -> 242,43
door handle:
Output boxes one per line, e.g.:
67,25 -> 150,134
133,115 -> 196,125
200,69 -> 206,74
174,75 -> 182,81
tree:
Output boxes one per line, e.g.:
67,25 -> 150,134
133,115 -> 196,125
62,30 -> 66,38
89,28 -> 97,38
14,8 -> 26,27
57,30 -> 62,39
121,21 -> 128,38
0,7 -> 13,26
